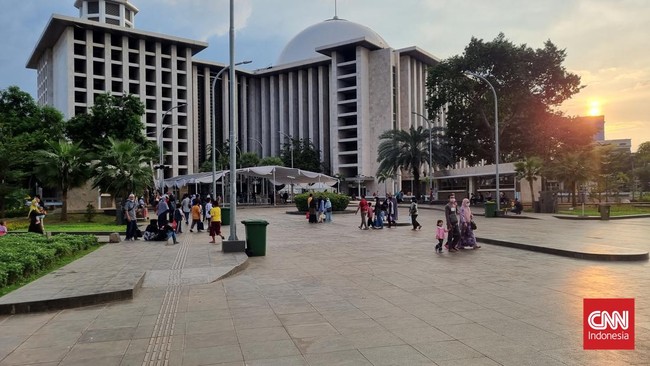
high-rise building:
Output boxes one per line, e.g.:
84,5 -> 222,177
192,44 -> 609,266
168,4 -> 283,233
28,1 -> 442,207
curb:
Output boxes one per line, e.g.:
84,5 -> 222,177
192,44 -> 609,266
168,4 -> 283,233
0,273 -> 145,315
476,237 -> 649,262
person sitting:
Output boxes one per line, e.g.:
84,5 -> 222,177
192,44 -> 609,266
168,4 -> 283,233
511,199 -> 523,215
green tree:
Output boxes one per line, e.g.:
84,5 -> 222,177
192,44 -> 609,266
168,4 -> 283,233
240,152 -> 261,168
634,142 -> 650,194
66,93 -> 154,155
259,156 -> 284,166
34,140 -> 90,221
280,138 -> 322,172
0,86 -> 65,215
426,33 -> 583,165
545,148 -> 597,206
376,126 -> 450,199
514,156 -> 543,203
91,138 -> 154,222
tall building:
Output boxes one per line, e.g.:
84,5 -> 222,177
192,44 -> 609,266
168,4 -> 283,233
28,0 -> 443,206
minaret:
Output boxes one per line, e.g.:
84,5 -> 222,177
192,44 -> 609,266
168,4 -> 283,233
73,0 -> 139,28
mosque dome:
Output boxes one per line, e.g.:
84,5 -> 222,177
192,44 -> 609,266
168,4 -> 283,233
276,17 -> 389,65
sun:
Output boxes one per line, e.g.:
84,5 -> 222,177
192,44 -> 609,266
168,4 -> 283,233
588,100 -> 602,116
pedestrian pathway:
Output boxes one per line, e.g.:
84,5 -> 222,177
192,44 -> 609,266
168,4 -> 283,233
0,207 -> 649,365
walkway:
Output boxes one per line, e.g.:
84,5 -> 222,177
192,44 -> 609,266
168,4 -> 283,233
0,208 -> 648,365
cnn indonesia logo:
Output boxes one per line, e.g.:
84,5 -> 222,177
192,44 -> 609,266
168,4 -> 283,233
584,298 -> 635,350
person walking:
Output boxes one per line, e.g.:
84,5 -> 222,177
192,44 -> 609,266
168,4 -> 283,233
123,194 -> 138,241
459,198 -> 480,249
324,197 -> 333,222
157,194 -> 169,228
435,219 -> 447,253
409,197 -> 422,230
367,202 -> 375,229
444,194 -> 460,251
189,200 -> 203,232
386,195 -> 396,228
355,197 -> 369,230
181,194 -> 191,225
208,201 -> 225,243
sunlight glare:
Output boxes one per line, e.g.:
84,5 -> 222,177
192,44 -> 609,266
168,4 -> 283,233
589,100 -> 602,116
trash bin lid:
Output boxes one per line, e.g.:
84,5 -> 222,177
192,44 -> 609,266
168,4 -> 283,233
241,219 -> 269,225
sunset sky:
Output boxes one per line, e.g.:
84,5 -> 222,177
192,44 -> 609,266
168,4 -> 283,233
1,0 -> 647,151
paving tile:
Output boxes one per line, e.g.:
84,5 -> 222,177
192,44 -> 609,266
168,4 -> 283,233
184,330 -> 239,348
79,327 -> 136,343
277,311 -> 327,326
390,326 -> 454,344
243,355 -> 307,366
285,323 -> 339,339
180,344 -> 243,365
240,339 -> 301,361
304,349 -> 373,365
343,330 -> 405,349
236,326 -> 290,343
358,344 -> 435,365
292,334 -> 357,354
412,340 -> 485,361
0,346 -> 69,365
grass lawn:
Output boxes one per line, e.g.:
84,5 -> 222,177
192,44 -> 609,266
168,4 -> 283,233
558,205 -> 650,216
4,212 -> 126,232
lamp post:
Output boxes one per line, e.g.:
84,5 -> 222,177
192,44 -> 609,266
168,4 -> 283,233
158,103 -> 187,193
463,71 -> 500,212
412,111 -> 434,202
278,131 -> 294,203
248,137 -> 263,155
211,60 -> 252,201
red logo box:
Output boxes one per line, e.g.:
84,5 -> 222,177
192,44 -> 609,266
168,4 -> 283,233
584,298 -> 634,350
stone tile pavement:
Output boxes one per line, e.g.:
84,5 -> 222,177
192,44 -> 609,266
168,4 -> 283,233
0,207 -> 649,365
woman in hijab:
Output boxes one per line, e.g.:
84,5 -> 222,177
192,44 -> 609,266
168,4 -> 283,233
459,198 -> 480,249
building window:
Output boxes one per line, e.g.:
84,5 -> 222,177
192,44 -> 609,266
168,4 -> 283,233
106,18 -> 120,26
88,1 -> 99,14
106,2 -> 120,16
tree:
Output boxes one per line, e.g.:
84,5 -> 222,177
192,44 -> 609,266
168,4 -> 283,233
259,156 -> 284,166
34,140 -> 90,221
66,93 -> 155,155
514,156 -> 543,204
239,152 -> 261,168
376,126 -> 450,199
0,86 -> 65,215
545,148 -> 597,206
634,141 -> 650,194
91,138 -> 154,222
280,138 -> 322,172
426,33 -> 583,165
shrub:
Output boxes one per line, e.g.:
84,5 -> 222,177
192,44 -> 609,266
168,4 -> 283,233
294,192 -> 350,212
84,203 -> 96,222
0,233 -> 99,289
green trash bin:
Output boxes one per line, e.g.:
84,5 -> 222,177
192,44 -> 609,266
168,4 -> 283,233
484,201 -> 497,218
599,204 -> 611,220
241,219 -> 269,256
221,207 -> 230,225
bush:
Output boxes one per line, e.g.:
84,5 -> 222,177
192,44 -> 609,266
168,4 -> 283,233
294,192 -> 350,212
0,233 -> 99,288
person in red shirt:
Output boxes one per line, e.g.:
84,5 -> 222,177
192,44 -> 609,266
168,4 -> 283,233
355,197 -> 369,230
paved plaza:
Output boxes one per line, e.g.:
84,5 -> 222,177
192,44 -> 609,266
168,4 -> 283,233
0,207 -> 649,365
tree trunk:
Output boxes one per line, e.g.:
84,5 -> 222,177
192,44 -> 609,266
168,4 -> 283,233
571,182 -> 577,207
528,180 -> 535,204
61,189 -> 68,221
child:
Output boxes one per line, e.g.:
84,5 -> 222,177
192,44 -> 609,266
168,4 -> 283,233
0,220 -> 7,236
435,219 -> 447,253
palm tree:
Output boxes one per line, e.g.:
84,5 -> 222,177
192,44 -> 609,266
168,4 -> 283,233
376,126 -> 450,199
514,156 -> 543,204
35,140 -> 90,221
91,138 -> 154,222
546,149 -> 596,206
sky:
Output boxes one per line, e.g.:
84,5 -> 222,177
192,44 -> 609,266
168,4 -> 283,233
1,0 -> 648,151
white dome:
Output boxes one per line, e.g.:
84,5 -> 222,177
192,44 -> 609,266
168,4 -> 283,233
276,18 -> 389,65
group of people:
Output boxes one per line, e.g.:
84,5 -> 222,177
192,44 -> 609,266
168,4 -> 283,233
306,194 -> 333,223
354,194 -> 400,230
123,192 -> 226,245
439,193 -> 480,253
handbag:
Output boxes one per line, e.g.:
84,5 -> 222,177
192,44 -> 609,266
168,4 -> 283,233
470,220 -> 477,230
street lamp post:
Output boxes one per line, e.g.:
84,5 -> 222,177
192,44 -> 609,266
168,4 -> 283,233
278,131 -> 294,203
463,71 -> 500,212
211,60 -> 252,201
248,137 -> 263,155
158,103 -> 187,193
412,111 -> 434,202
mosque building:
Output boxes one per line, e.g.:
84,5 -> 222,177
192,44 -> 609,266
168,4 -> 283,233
30,0 -> 516,208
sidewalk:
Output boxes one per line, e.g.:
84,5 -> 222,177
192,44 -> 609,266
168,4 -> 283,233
0,207 -> 649,365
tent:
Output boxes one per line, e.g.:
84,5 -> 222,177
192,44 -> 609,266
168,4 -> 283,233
163,166 -> 337,189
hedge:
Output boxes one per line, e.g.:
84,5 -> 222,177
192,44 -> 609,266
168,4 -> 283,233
294,192 -> 350,212
0,234 -> 99,288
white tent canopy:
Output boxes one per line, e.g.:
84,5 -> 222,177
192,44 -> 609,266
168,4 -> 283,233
163,166 -> 337,188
